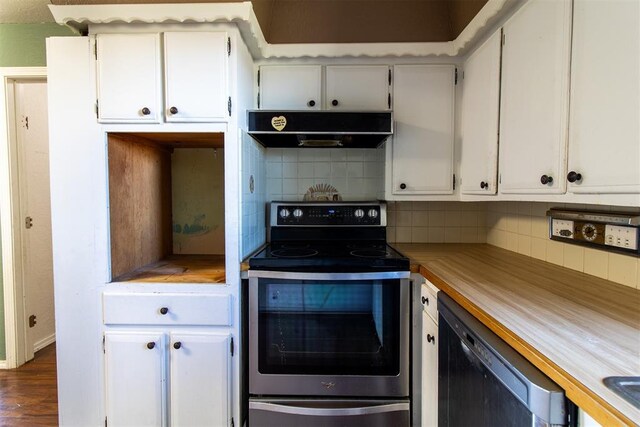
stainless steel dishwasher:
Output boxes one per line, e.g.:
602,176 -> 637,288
438,293 -> 576,427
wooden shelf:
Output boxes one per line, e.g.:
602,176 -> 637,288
113,255 -> 226,284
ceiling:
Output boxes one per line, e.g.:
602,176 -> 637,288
2,0 -> 489,43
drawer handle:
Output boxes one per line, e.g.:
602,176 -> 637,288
421,296 -> 429,305
173,342 -> 182,350
159,307 -> 169,315
146,342 -> 155,350
427,334 -> 435,344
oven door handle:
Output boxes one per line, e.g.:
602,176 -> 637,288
247,270 -> 410,280
249,401 -> 410,417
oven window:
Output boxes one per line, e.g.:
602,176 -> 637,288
257,278 -> 401,376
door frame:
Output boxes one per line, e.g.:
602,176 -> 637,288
0,67 -> 48,369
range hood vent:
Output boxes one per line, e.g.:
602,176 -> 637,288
247,110 -> 393,148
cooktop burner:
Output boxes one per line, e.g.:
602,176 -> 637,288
271,248 -> 319,258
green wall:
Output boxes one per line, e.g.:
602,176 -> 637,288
0,23 -> 77,361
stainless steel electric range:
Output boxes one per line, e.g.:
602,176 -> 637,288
247,201 -> 411,427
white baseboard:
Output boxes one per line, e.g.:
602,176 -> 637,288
34,333 -> 56,353
0,361 -> 8,369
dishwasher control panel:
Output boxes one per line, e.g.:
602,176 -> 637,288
548,209 -> 639,256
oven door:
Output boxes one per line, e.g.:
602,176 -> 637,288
248,271 -> 410,397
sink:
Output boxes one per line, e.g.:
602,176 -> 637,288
603,376 -> 640,409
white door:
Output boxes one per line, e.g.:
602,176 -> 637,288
15,80 -> 55,361
96,33 -> 162,123
105,332 -> 166,427
164,32 -> 228,122
498,0 -> 572,194
567,0 -> 640,194
460,30 -> 502,195
259,65 -> 322,110
170,333 -> 230,426
422,311 -> 438,427
392,65 -> 455,195
325,65 -> 390,110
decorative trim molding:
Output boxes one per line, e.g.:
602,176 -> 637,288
0,361 -> 8,370
34,333 -> 56,353
50,0 -> 518,59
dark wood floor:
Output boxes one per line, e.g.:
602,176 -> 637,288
0,344 -> 58,426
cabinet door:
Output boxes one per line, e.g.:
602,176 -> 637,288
567,0 -> 640,194
498,0 -> 572,194
422,312 -> 438,427
460,31 -> 502,195
259,65 -> 322,110
96,33 -> 162,123
105,332 -> 165,427
325,65 -> 390,110
170,333 -> 230,426
392,65 -> 455,195
164,32 -> 228,122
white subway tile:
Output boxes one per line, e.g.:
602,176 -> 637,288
314,162 -> 331,178
298,162 -> 314,178
396,227 -> 412,243
282,149 -> 297,162
412,211 -> 429,226
331,162 -> 347,178
266,162 -> 283,178
347,163 -> 364,178
283,162 -> 298,178
608,253 -> 638,288
444,227 -> 462,243
428,227 -> 445,243
397,211 -> 412,227
412,227 -> 428,243
563,245 -> 584,272
517,235 -> 531,256
330,149 -> 347,162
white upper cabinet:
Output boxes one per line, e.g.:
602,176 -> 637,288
96,33 -> 162,123
259,65 -> 322,110
460,30 -> 502,195
392,65 -> 455,195
164,32 -> 228,122
325,65 -> 391,110
567,0 -> 640,195
498,0 -> 572,194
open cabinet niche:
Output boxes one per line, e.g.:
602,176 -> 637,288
108,132 -> 226,283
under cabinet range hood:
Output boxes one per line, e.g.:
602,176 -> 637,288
247,110 -> 393,148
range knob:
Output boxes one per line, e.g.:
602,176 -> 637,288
279,208 -> 290,218
354,209 -> 365,218
293,208 -> 304,218
367,209 -> 378,219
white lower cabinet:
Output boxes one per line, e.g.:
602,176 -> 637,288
105,331 -> 231,427
421,300 -> 438,427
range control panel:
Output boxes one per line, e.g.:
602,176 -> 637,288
548,209 -> 640,256
271,202 -> 386,227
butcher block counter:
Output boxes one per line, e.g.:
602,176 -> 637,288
392,243 -> 640,427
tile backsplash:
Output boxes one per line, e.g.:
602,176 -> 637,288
265,148 -> 384,201
241,132 -> 267,258
486,202 -> 640,289
386,202 -> 487,244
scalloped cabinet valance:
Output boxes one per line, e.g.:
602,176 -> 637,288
49,0 -> 517,59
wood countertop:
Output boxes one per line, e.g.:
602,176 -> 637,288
392,243 -> 640,426
113,255 -> 226,283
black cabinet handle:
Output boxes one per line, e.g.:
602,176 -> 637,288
307,100 -> 316,107
567,171 -> 582,183
146,342 -> 155,350
173,342 -> 182,350
480,181 -> 488,189
427,334 -> 435,344
421,296 -> 429,305
540,175 -> 553,185
169,106 -> 178,115
400,183 -> 407,190
159,307 -> 169,315
141,107 -> 151,116
331,99 -> 339,106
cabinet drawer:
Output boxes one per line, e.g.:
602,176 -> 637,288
421,281 -> 439,323
103,293 -> 232,326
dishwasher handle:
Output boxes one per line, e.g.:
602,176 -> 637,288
249,401 -> 410,417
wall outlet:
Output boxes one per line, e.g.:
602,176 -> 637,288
551,219 -> 574,239
605,225 -> 638,250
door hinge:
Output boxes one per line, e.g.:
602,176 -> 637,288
454,68 -> 458,85
230,337 -> 234,356
257,69 -> 260,87
28,314 -> 37,328
257,93 -> 260,109
230,417 -> 234,427
94,41 -> 98,60
228,97 -> 232,116
25,216 -> 33,229
102,336 -> 105,353
388,68 -> 392,85
499,173 -> 502,184
502,33 -> 506,46
388,93 -> 391,109
105,416 -> 108,427
453,174 -> 456,190
95,100 -> 99,119
227,37 -> 231,56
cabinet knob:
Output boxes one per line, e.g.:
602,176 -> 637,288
567,171 -> 582,183
540,175 -> 553,185
146,342 -> 155,350
159,307 -> 169,315
307,100 -> 316,107
173,342 -> 182,350
141,107 -> 151,116
427,334 -> 435,344
331,99 -> 339,107
480,181 -> 488,189
421,296 -> 429,305
169,106 -> 178,115
399,183 -> 407,190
